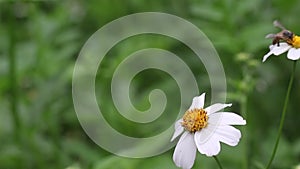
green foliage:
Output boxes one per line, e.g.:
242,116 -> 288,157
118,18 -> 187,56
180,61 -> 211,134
1,0 -> 300,169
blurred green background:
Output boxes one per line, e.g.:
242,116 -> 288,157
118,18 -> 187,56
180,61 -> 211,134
1,0 -> 300,169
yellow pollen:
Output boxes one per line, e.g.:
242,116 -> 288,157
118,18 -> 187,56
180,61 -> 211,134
287,35 -> 300,48
181,108 -> 208,132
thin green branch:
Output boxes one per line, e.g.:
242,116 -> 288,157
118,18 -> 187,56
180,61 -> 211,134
241,95 -> 249,169
265,61 -> 297,169
214,156 -> 224,169
8,8 -> 21,141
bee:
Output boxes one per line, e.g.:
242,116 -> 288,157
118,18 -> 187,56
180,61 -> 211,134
265,20 -> 294,46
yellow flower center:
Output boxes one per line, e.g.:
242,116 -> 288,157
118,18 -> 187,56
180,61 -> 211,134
181,108 -> 208,132
287,35 -> 300,48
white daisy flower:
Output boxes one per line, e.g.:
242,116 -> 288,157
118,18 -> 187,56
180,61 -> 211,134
171,93 -> 246,169
263,20 -> 300,62
263,42 -> 300,62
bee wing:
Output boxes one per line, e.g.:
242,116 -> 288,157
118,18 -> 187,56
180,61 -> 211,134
273,20 -> 286,30
265,33 -> 276,39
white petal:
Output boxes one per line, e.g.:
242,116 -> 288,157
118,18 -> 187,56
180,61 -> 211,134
271,43 -> 291,55
171,119 -> 184,141
193,126 -> 213,144
205,103 -> 232,115
173,132 -> 197,169
194,130 -> 220,157
189,93 -> 205,110
269,44 -> 275,50
262,51 -> 273,62
263,43 -> 292,62
208,112 -> 246,126
287,48 -> 300,60
213,125 -> 242,146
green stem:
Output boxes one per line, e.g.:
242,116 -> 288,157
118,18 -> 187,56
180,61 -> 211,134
8,5 -> 21,141
241,67 -> 252,169
241,96 -> 248,169
214,156 -> 224,169
265,61 -> 297,169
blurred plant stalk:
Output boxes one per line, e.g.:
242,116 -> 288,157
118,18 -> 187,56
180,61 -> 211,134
265,61 -> 297,169
231,52 -> 260,169
8,9 -> 22,141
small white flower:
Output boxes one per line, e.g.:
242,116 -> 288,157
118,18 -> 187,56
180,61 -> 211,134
263,42 -> 300,62
171,93 -> 246,169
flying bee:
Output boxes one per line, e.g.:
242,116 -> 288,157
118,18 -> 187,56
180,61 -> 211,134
265,20 -> 294,46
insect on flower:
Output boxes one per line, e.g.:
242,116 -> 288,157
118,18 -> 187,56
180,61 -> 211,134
263,20 -> 300,62
265,21 -> 296,46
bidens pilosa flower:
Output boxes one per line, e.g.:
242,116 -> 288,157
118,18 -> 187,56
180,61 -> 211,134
171,93 -> 246,169
263,20 -> 300,62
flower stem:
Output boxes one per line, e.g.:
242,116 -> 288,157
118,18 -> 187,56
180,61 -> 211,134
214,156 -> 224,169
241,95 -> 249,169
265,61 -> 297,169
8,6 -> 21,141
